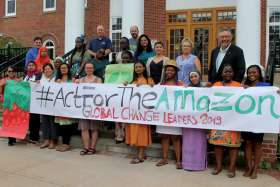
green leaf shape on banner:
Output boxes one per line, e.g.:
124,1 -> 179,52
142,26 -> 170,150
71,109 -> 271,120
3,80 -> 31,112
104,64 -> 134,84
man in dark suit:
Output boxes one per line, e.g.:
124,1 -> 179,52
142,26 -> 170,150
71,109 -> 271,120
208,28 -> 246,83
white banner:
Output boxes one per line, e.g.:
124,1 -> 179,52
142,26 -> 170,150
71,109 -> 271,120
30,82 -> 280,133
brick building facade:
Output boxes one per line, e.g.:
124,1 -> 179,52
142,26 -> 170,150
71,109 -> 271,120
0,0 -> 66,55
0,0 -> 165,56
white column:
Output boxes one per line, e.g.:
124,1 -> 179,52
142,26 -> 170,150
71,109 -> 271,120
122,0 -> 144,38
236,0 -> 261,67
64,0 -> 85,53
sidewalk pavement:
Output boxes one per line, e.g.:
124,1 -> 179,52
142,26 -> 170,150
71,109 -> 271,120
0,138 -> 279,187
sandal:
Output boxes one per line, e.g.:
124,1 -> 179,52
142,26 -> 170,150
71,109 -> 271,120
227,171 -> 236,178
211,168 -> 222,175
243,169 -> 252,177
130,157 -> 144,164
250,170 -> 258,179
88,148 -> 96,154
80,148 -> 90,155
29,140 -> 39,144
176,162 -> 183,170
58,145 -> 71,152
40,144 -> 49,149
56,145 -> 63,152
156,160 -> 168,167
48,144 -> 56,149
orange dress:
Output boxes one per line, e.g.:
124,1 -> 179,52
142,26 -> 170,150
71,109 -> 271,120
208,81 -> 241,147
125,77 -> 154,147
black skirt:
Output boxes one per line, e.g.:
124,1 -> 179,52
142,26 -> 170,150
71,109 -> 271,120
241,132 -> 264,142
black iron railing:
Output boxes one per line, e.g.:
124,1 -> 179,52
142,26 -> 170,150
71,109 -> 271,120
0,47 -> 30,78
0,47 -> 74,78
266,37 -> 280,85
62,49 -> 74,64
0,47 -> 30,64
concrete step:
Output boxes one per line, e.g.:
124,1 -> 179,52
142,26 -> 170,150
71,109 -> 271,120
70,135 -> 175,159
0,135 -> 175,159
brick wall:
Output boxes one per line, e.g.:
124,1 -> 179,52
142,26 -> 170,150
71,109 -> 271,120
262,134 -> 278,162
85,0 -> 110,41
144,0 -> 166,45
260,0 -> 267,67
0,0 -> 4,17
0,0 -> 65,55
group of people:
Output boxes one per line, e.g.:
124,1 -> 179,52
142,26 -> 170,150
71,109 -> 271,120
0,25 -> 275,180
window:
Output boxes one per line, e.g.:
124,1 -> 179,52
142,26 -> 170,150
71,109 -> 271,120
169,28 -> 184,60
192,12 -> 212,22
269,8 -> 280,66
217,11 -> 236,21
43,40 -> 55,60
43,0 -> 56,12
270,8 -> 280,23
193,28 -> 209,75
111,17 -> 122,52
168,14 -> 187,23
5,0 -> 16,17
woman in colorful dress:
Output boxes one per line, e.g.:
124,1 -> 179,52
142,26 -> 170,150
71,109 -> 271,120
182,71 -> 207,171
69,36 -> 92,79
176,38 -> 201,85
76,62 -> 102,155
242,65 -> 270,179
146,41 -> 169,84
209,64 -> 241,178
39,63 -> 58,149
155,60 -> 183,169
125,61 -> 154,164
134,34 -> 155,65
55,63 -> 76,152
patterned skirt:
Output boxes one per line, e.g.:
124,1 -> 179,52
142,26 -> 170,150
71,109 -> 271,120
209,130 -> 241,147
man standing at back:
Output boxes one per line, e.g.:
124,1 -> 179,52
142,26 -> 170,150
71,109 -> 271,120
129,25 -> 139,53
208,28 -> 246,83
88,25 -> 112,59
25,37 -> 42,67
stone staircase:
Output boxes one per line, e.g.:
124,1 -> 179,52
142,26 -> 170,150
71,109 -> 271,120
70,125 -> 175,159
